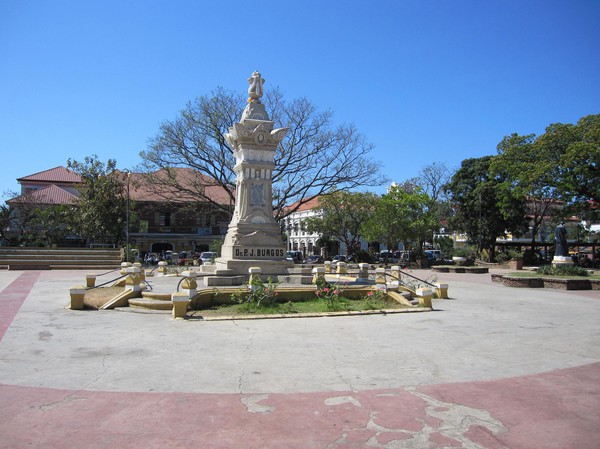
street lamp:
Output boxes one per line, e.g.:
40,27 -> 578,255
123,170 -> 131,262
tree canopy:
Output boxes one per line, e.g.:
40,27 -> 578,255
139,88 -> 385,219
542,114 -> 599,209
362,183 -> 438,255
445,156 -> 528,258
304,191 -> 378,257
491,113 -> 600,243
66,156 -> 128,245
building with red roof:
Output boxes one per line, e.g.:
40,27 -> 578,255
6,166 -> 232,255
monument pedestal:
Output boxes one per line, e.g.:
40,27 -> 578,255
552,256 -> 574,267
552,256 -> 573,267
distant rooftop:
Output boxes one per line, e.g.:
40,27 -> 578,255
8,184 -> 79,205
17,166 -> 81,184
285,196 -> 322,214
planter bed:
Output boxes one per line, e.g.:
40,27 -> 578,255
492,274 -> 599,290
492,275 -> 544,288
431,266 -> 489,274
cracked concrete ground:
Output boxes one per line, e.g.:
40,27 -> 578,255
0,269 -> 599,448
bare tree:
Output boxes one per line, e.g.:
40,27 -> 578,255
138,87 -> 385,219
416,161 -> 452,203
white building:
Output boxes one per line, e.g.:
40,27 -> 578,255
281,197 -> 323,256
281,196 -> 370,259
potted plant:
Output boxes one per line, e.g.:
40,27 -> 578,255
452,246 -> 477,266
452,247 -> 468,266
507,249 -> 523,270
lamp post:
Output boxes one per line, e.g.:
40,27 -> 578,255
124,170 -> 131,262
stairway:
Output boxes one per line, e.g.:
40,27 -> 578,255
128,291 -> 173,310
0,247 -> 122,270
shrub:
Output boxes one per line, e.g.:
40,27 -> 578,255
365,289 -> 387,309
453,245 -> 477,259
352,249 -> 373,263
496,248 -> 522,264
232,277 -> 280,309
537,265 -> 589,277
314,278 -> 347,311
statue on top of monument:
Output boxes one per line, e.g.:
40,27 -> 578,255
554,222 -> 569,257
247,71 -> 264,102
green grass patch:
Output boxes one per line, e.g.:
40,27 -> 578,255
195,295 -> 409,317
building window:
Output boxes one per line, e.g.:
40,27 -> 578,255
159,212 -> 171,226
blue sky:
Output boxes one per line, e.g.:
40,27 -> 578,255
1,0 -> 598,199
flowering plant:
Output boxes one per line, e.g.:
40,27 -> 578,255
232,276 -> 279,308
315,278 -> 346,311
365,289 -> 387,309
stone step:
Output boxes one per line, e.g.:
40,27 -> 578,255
0,248 -> 122,270
4,263 -> 120,271
1,259 -> 121,264
49,264 -> 121,270
0,249 -> 121,256
129,297 -> 173,310
0,255 -> 121,261
141,291 -> 172,301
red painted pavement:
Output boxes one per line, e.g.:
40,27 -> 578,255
0,271 -> 40,342
1,270 -> 598,448
0,362 -> 598,449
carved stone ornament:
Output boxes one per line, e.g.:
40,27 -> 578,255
247,71 -> 265,101
270,128 -> 288,143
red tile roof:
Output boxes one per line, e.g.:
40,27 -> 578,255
117,168 -> 232,205
14,166 -> 231,206
17,166 -> 81,184
8,185 -> 79,205
285,196 -> 322,213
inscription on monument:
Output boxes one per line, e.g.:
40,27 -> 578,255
234,248 -> 286,258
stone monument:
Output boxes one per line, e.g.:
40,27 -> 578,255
215,71 -> 293,275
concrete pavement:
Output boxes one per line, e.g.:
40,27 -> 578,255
0,268 -> 598,448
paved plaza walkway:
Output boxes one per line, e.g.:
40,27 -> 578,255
0,268 -> 598,448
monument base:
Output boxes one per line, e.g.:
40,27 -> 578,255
552,256 -> 573,267
206,259 -> 310,286
215,258 -> 294,276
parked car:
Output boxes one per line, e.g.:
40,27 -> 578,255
331,255 -> 347,265
306,255 -> 324,264
287,250 -> 304,264
424,250 -> 442,261
199,251 -> 217,264
378,251 -> 398,263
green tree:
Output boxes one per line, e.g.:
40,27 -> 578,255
304,191 -> 378,257
0,204 -> 13,245
544,114 -> 600,213
491,114 -> 600,243
139,87 -> 384,219
5,191 -> 43,245
363,183 -> 438,256
491,133 -> 557,246
29,205 -> 69,246
66,156 -> 128,246
445,156 -> 527,260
